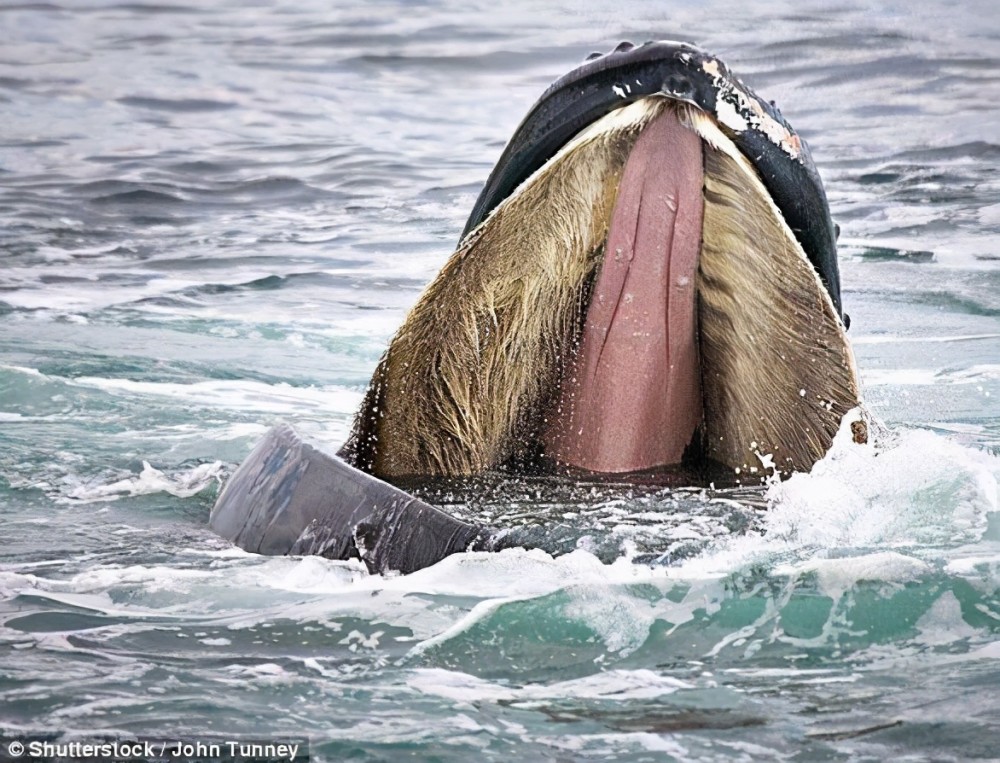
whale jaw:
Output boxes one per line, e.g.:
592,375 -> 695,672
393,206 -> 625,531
342,99 -> 859,482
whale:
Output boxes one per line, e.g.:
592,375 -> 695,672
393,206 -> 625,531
210,41 -> 861,574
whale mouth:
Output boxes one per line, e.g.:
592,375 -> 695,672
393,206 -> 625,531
342,97 -> 859,483
540,106 -> 705,473
210,45 -> 864,575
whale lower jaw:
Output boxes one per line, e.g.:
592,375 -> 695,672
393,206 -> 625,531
342,98 -> 859,481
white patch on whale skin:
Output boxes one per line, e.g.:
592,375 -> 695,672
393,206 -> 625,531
612,84 -> 627,98
701,57 -> 803,161
715,98 -> 748,132
682,107 -> 849,340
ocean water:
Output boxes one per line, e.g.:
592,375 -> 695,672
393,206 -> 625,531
2,1 -> 999,760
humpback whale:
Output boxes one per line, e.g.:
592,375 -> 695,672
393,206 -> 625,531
210,41 -> 861,574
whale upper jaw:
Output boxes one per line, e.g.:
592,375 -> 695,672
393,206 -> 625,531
341,97 -> 859,482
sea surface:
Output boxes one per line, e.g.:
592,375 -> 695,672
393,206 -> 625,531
2,1 -> 1000,760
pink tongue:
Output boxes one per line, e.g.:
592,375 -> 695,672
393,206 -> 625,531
541,108 -> 704,473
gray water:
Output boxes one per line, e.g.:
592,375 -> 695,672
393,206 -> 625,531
2,1 -> 1000,760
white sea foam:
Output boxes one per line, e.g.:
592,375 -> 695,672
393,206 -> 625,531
2,275 -> 207,312
140,417 -> 999,648
852,333 -> 1000,345
863,364 -> 1000,386
66,461 -> 226,503
766,421 -> 997,546
7,412 -> 998,668
67,375 -> 363,418
861,368 -> 940,386
775,552 -> 932,600
198,637 -> 232,645
1,363 -> 361,423
407,667 -> 690,704
390,546 -> 616,598
967,641 -> 1000,660
915,590 -> 979,645
670,414 -> 999,581
0,262 -> 300,313
543,732 -> 693,758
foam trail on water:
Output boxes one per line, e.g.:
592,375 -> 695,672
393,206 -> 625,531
674,412 -> 1000,579
65,461 -> 226,503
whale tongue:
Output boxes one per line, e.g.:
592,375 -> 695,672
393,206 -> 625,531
541,107 -> 704,473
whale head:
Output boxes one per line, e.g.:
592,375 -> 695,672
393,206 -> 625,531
341,41 -> 860,484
